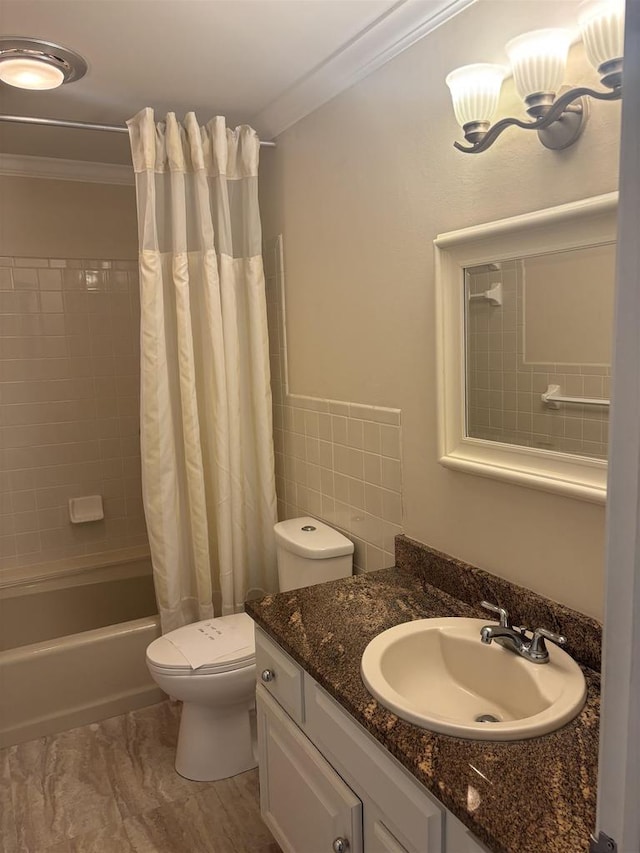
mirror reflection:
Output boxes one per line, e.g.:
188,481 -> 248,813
465,244 -> 616,460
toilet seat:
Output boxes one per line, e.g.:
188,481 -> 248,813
146,612 -> 256,676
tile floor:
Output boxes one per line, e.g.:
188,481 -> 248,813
0,701 -> 279,853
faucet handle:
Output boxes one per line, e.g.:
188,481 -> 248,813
529,627 -> 567,662
480,601 -> 511,628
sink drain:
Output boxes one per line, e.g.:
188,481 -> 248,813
475,714 -> 501,723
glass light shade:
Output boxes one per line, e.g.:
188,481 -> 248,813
445,63 -> 508,128
505,29 -> 573,100
578,0 -> 625,70
0,57 -> 65,90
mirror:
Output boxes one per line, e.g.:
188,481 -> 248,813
465,243 -> 615,461
435,193 -> 617,503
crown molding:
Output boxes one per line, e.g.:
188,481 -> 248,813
252,0 -> 476,139
0,153 -> 134,185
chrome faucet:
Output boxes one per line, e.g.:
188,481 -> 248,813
479,601 -> 567,664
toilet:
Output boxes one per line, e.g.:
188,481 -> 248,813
145,516 -> 354,781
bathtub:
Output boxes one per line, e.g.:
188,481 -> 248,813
0,548 -> 164,748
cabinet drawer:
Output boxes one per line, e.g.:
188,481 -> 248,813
257,686 -> 363,853
304,676 -> 443,853
255,627 -> 304,724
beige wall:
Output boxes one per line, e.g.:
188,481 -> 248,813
524,246 -> 615,366
265,237 -> 404,573
259,1 -> 622,619
0,176 -> 138,260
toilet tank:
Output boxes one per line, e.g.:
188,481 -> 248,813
274,517 -> 354,592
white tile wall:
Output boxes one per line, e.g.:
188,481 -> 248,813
0,257 -> 148,574
264,236 -> 403,573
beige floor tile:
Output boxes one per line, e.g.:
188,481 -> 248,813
9,726 -> 122,853
212,773 -> 275,849
43,820 -> 137,853
0,747 -> 18,853
123,790 -> 239,853
97,701 -> 213,820
46,786 -> 261,853
4,702 -> 276,853
37,843 -> 73,853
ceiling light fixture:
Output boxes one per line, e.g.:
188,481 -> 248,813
0,38 -> 87,91
446,0 -> 624,154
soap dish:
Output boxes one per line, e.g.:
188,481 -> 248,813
69,495 -> 104,524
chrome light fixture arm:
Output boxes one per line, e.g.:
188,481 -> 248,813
454,84 -> 622,154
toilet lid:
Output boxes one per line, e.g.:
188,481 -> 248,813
146,612 -> 256,674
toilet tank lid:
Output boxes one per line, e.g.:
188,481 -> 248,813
274,517 -> 354,559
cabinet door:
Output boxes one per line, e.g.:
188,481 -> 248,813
304,677 -> 443,852
257,686 -> 363,853
365,813 -> 411,853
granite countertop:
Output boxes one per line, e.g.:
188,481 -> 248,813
246,563 -> 600,853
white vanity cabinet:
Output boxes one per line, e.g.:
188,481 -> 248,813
257,688 -> 363,853
255,627 -> 492,853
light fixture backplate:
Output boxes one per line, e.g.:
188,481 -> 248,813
0,37 -> 87,85
537,90 -> 590,151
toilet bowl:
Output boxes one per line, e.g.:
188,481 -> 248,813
146,517 -> 354,782
146,612 -> 257,781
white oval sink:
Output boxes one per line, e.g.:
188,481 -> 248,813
360,618 -> 586,740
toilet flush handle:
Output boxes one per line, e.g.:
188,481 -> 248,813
261,669 -> 275,683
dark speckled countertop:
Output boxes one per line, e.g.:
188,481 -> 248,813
246,540 -> 600,853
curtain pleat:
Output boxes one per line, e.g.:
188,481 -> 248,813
127,108 -> 277,632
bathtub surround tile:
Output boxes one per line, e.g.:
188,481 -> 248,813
2,702 -> 276,853
38,269 -> 63,291
12,268 -> 38,290
0,257 -> 147,571
14,258 -> 49,268
40,292 -> 64,314
264,235 -> 403,573
14,531 -> 41,555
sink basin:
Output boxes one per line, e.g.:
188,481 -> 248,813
360,618 -> 586,740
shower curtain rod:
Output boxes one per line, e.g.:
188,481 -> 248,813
0,114 -> 277,147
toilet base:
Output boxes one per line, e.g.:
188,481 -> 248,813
175,699 -> 257,782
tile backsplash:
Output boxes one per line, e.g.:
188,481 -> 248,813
264,237 -> 403,573
0,256 -> 148,573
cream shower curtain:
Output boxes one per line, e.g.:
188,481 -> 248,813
127,108 -> 277,633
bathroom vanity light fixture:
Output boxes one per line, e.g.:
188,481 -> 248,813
446,0 -> 624,153
0,38 -> 87,90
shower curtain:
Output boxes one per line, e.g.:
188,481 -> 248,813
127,108 -> 277,633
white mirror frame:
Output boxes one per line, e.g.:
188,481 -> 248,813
434,192 -> 618,504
